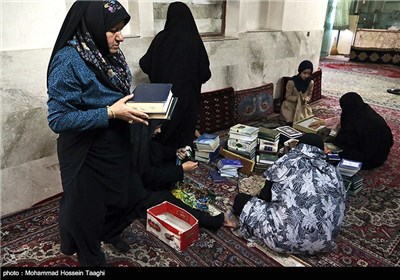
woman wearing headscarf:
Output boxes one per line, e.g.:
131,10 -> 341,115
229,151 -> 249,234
230,133 -> 346,255
334,92 -> 393,170
47,0 -> 149,266
280,60 -> 314,125
139,1 -> 212,149
129,120 -> 237,230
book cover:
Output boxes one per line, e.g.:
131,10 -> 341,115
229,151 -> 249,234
227,138 -> 258,152
127,83 -> 173,113
147,97 -> 178,120
258,127 -> 280,141
229,124 -> 259,137
193,133 -> 220,152
209,170 -> 228,183
276,126 -> 303,138
217,158 -> 243,169
219,148 -> 255,175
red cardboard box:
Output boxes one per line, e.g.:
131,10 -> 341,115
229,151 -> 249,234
146,201 -> 199,252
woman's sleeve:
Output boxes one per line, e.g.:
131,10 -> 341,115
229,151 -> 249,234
284,81 -> 298,103
304,80 -> 314,102
47,51 -> 108,134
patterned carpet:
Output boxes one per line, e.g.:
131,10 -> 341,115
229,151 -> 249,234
2,96 -> 399,267
319,60 -> 400,110
296,96 -> 400,267
1,61 -> 399,268
0,166 -> 282,268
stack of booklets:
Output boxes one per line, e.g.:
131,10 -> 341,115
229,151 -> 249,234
337,159 -> 362,177
342,173 -> 363,196
216,158 -> 243,178
255,127 -> 281,172
127,83 -> 177,120
193,133 -> 220,163
276,125 -> 303,140
227,124 -> 259,160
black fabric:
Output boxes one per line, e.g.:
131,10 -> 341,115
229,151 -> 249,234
291,60 -> 313,93
258,180 -> 273,202
130,120 -> 183,190
129,120 -> 222,229
47,0 -> 90,79
298,133 -> 324,151
233,193 -> 253,216
57,121 -> 146,266
139,1 -> 211,149
335,92 -> 394,170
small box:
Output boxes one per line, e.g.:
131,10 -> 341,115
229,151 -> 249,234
146,201 -> 199,252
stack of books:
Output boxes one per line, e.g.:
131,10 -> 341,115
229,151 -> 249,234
342,173 -> 363,196
255,127 -> 281,172
127,83 -> 177,120
216,158 -> 243,178
193,133 -> 220,163
336,158 -> 363,196
227,124 -> 259,161
337,159 -> 362,177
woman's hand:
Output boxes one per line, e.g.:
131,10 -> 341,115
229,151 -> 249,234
176,148 -> 187,160
109,94 -> 149,125
182,161 -> 198,172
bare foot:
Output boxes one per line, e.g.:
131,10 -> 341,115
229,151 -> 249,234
223,209 -> 239,229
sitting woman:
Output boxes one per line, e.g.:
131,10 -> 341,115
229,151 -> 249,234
231,133 -> 346,255
280,60 -> 314,125
311,92 -> 393,170
129,121 -> 238,232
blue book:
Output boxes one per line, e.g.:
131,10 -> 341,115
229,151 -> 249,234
209,170 -> 228,183
127,83 -> 173,113
193,133 -> 220,152
217,158 -> 243,170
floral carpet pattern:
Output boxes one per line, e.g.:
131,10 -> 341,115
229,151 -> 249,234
297,96 -> 400,267
0,165 -> 280,267
319,60 -> 400,110
2,96 -> 399,267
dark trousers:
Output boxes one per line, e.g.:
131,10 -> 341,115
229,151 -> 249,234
233,180 -> 272,216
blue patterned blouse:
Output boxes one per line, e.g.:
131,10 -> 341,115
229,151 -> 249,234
239,143 -> 346,255
47,46 -> 126,133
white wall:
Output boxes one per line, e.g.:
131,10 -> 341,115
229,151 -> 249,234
1,0 -> 66,51
1,0 -> 328,215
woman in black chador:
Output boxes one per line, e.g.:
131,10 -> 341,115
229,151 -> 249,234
139,1 -> 211,149
129,120 -> 238,230
334,92 -> 393,170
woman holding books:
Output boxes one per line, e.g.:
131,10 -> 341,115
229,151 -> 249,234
280,60 -> 314,125
47,1 -> 150,266
230,133 -> 346,255
139,1 -> 211,149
